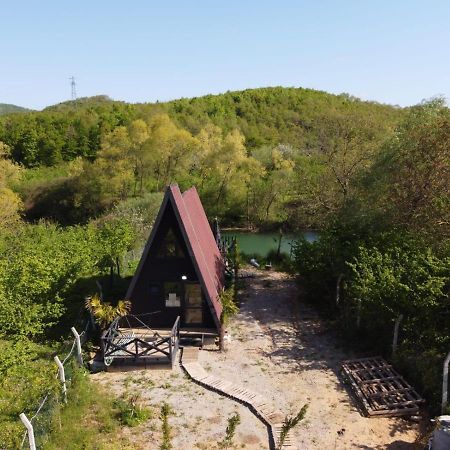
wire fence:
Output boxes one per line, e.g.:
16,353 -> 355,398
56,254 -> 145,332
20,320 -> 91,450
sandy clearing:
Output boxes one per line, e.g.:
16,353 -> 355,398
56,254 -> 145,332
92,268 -> 420,449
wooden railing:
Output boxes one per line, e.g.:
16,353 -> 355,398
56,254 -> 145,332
169,316 -> 180,366
101,314 -> 180,368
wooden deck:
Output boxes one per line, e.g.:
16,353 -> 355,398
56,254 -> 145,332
181,348 -> 296,449
118,327 -> 217,337
119,326 -> 218,348
101,316 -> 180,368
341,356 -> 424,417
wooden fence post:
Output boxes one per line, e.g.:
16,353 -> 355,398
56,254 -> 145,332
19,413 -> 36,450
54,356 -> 67,403
335,274 -> 343,306
392,314 -> 403,356
71,327 -> 83,366
356,299 -> 362,328
442,350 -> 450,413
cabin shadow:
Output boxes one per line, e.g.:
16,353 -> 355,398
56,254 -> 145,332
237,276 -> 340,373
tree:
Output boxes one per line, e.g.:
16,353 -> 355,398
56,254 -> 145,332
196,126 -> 254,220
72,127 -> 135,215
96,217 -> 136,283
143,114 -> 197,190
366,99 -> 450,238
0,188 -> 22,228
251,146 -> 294,225
0,141 -> 22,227
0,223 -> 99,338
127,119 -> 150,195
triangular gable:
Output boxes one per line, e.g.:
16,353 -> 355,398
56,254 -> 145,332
126,184 -> 223,329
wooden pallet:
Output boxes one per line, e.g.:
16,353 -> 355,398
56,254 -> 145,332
341,356 -> 424,417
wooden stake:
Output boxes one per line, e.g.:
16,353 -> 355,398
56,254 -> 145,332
71,327 -> 83,366
392,314 -> 403,356
54,356 -> 67,402
19,413 -> 36,450
442,350 -> 450,413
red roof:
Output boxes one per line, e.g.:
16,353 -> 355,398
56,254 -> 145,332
171,185 -> 224,322
126,184 -> 224,327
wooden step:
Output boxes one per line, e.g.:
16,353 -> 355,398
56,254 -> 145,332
181,358 -> 297,449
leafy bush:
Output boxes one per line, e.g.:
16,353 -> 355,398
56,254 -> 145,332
0,218 -> 138,340
42,368 -> 133,450
294,228 -> 450,412
292,229 -> 356,312
85,295 -> 131,330
219,413 -> 241,448
0,223 -> 100,338
0,342 -> 58,449
347,241 -> 450,351
114,393 -> 152,427
220,288 -> 239,325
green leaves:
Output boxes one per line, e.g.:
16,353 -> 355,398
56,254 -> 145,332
0,225 -> 85,337
85,295 -> 131,330
364,98 -> 450,237
347,243 -> 450,319
0,341 -> 58,448
0,218 -> 138,339
219,288 -> 239,326
278,405 -> 308,450
96,217 -> 136,276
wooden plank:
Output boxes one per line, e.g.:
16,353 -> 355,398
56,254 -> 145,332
181,353 -> 296,448
341,357 -> 424,417
361,375 -> 404,384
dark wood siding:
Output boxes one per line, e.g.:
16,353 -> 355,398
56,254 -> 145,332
129,202 -> 215,328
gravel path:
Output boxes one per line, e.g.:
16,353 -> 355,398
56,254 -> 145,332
92,268 -> 420,449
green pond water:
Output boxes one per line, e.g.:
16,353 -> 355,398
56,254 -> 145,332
221,231 -> 318,258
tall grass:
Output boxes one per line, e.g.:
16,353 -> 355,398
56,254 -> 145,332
42,368 -> 133,450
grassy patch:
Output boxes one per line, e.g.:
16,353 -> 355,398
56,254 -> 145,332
42,369 -> 133,450
0,341 -> 58,450
160,402 -> 173,450
114,393 -> 152,427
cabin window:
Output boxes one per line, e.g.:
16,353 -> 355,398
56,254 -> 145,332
164,282 -> 181,307
157,228 -> 184,258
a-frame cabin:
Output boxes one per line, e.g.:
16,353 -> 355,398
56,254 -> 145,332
126,184 -> 224,336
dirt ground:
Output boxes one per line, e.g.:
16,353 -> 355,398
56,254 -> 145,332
92,268 -> 421,450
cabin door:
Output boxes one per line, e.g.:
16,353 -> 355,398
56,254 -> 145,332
184,283 -> 203,326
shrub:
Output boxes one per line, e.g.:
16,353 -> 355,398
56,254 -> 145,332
114,393 -> 152,427
219,413 -> 241,448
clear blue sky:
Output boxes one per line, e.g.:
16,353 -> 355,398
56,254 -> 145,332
1,1 -> 449,110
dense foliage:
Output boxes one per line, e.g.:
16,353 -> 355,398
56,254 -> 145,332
0,341 -> 58,448
0,88 -> 402,229
294,100 -> 450,412
0,87 -> 448,433
0,220 -> 136,340
0,103 -> 30,116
